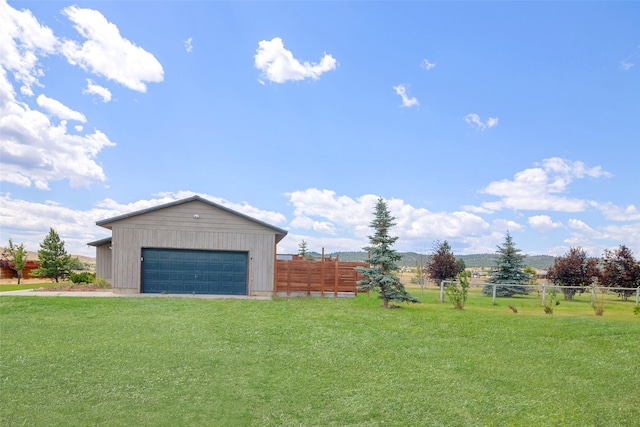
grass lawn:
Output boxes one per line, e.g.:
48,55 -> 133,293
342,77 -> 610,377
1,291 -> 639,426
0,282 -> 63,292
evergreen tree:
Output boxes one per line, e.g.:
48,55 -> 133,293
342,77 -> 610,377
427,240 -> 459,284
1,240 -> 27,284
33,228 -> 71,282
356,198 -> 418,308
482,232 -> 529,297
298,240 -> 309,258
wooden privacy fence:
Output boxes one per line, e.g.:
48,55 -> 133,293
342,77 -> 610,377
275,255 -> 369,297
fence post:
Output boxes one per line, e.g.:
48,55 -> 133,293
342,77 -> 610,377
541,284 -> 546,307
306,259 -> 311,296
492,285 -> 497,305
591,286 -> 596,307
334,256 -> 338,297
321,248 -> 325,298
636,286 -> 639,306
440,281 -> 445,302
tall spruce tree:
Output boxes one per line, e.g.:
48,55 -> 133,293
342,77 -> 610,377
33,228 -> 72,282
356,198 -> 418,308
482,231 -> 529,297
298,240 -> 309,258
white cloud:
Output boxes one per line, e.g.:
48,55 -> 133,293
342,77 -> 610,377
277,233 -> 365,255
290,215 -> 337,235
0,1 -> 58,95
0,69 -> 115,189
254,37 -> 337,84
184,37 -> 193,53
36,94 -> 86,122
620,61 -> 634,71
567,218 -> 595,233
0,193 -> 115,255
420,59 -> 436,70
540,157 -> 611,179
285,189 -> 491,252
464,113 -> 498,131
557,219 -> 640,257
461,205 -> 494,214
528,215 -> 563,232
0,3 -> 162,191
61,6 -> 164,92
479,158 -> 611,212
393,84 -> 419,108
590,202 -> 640,221
83,79 -> 112,102
493,219 -> 525,232
600,223 -> 640,252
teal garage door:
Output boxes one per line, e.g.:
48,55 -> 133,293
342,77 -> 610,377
141,249 -> 247,295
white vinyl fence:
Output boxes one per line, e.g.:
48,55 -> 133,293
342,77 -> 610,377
439,281 -> 640,306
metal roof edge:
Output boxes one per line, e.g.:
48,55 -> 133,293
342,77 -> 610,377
95,195 -> 288,239
87,236 -> 112,247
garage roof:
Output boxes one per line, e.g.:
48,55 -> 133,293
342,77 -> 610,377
94,195 -> 288,243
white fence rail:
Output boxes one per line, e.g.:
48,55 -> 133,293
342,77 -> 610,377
438,281 -> 640,306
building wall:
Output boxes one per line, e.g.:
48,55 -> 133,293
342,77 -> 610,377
106,200 -> 278,295
95,244 -> 112,283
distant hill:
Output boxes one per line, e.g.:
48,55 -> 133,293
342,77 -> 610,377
327,251 -> 556,270
24,251 -> 95,265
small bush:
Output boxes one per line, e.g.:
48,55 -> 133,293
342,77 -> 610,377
93,277 -> 111,289
543,287 -> 559,315
70,272 -> 95,284
446,272 -> 470,310
633,306 -> 640,316
592,287 -> 607,317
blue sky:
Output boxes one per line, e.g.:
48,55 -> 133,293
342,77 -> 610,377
1,0 -> 639,259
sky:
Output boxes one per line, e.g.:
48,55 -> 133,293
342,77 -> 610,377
1,0 -> 639,260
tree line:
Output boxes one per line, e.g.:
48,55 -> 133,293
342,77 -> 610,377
340,198 -> 640,308
1,228 -> 81,284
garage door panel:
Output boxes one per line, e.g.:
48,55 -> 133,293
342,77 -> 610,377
142,249 -> 247,295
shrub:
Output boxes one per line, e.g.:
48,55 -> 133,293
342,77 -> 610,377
542,287 -> 559,315
70,272 -> 95,284
445,272 -> 470,310
93,277 -> 111,289
592,286 -> 607,317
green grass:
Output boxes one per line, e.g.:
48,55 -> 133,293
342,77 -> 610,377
1,292 -> 638,426
0,282 -> 61,292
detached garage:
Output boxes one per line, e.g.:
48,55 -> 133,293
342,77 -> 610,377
88,195 -> 287,296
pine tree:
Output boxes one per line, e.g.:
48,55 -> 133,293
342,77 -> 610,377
356,198 -> 418,308
482,231 -> 529,297
33,228 -> 72,282
2,240 -> 27,284
298,240 -> 309,258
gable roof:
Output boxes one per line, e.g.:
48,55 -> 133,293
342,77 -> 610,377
94,195 -> 288,243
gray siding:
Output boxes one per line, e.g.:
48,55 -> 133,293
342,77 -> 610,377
95,244 -> 112,282
107,200 -> 278,295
